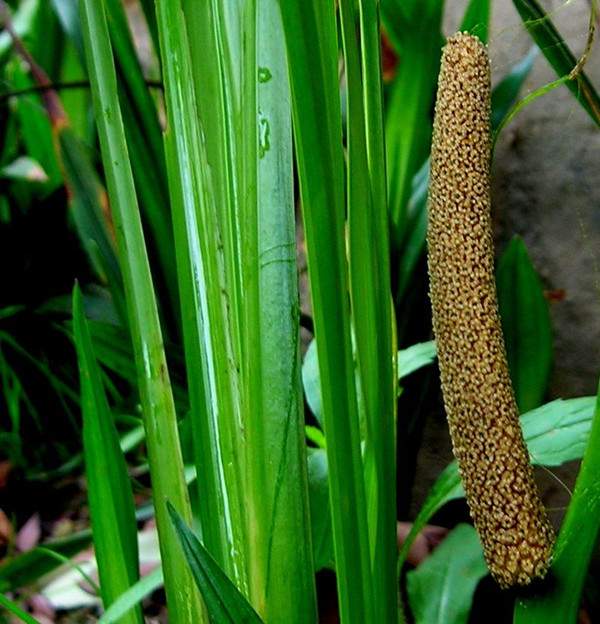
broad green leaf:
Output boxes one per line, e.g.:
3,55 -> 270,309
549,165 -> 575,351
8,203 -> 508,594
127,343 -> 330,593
512,0 -> 600,127
307,448 -> 334,571
398,341 -> 437,379
167,504 -> 263,624
497,236 -> 552,413
0,593 -> 40,624
99,568 -> 164,624
238,2 -> 317,619
400,397 -> 596,571
78,0 -> 203,620
407,524 -> 488,624
515,385 -> 600,623
459,0 -> 490,43
73,284 -> 142,623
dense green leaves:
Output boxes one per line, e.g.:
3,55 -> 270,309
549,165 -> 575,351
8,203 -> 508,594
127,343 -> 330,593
497,237 -> 553,413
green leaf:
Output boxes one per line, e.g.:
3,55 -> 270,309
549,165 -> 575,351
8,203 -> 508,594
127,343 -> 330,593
99,568 -> 164,624
497,236 -> 553,413
399,397 -> 596,571
385,0 -> 443,246
279,0 -> 375,620
459,0 -> 490,43
514,385 -> 600,623
73,284 -> 142,623
398,341 -> 437,379
0,593 -> 40,624
78,0 -> 203,620
307,448 -> 334,571
167,503 -> 264,624
512,0 -> 600,127
407,524 -> 488,624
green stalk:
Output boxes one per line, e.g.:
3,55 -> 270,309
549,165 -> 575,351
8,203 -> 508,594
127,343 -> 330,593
77,1 -> 203,621
278,1 -> 375,621
514,380 -> 600,622
240,0 -> 317,619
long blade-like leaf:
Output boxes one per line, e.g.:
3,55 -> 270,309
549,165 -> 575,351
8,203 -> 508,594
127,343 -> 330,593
78,0 -> 203,620
278,1 -> 375,621
73,284 -> 141,624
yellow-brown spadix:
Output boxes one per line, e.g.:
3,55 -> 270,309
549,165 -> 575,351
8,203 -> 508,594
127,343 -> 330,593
427,33 -> 555,588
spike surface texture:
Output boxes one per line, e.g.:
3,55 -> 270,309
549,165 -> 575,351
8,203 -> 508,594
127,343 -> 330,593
427,33 -> 555,588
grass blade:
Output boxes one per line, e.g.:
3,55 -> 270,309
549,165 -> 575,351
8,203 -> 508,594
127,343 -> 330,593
514,383 -> 600,623
167,504 -> 263,624
77,1 -> 203,620
512,0 -> 600,126
278,1 -> 374,621
73,284 -> 142,623
99,568 -> 164,624
342,0 -> 397,620
0,593 -> 40,624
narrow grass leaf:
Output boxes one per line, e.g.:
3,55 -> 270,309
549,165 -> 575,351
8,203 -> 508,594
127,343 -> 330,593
515,383 -> 600,623
0,593 -> 40,624
167,503 -> 263,624
497,236 -> 552,413
349,1 -> 398,619
512,0 -> 600,126
73,284 -> 142,623
407,524 -> 488,624
99,568 -> 164,624
78,0 -> 203,620
278,1 -> 375,620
